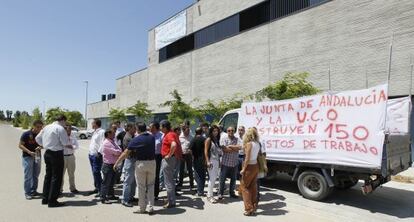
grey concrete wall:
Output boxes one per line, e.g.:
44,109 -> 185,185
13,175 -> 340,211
116,69 -> 149,108
191,24 -> 270,103
88,98 -> 119,119
147,53 -> 193,112
268,0 -> 414,95
89,0 -> 414,120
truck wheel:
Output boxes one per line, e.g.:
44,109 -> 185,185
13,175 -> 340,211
335,179 -> 358,190
80,134 -> 87,139
298,170 -> 332,201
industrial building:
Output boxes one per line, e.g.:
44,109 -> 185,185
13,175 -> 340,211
88,0 -> 414,128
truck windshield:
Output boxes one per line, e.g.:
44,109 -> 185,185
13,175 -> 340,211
221,113 -> 239,131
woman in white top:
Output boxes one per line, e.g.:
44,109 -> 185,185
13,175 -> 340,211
204,125 -> 223,204
240,127 -> 261,216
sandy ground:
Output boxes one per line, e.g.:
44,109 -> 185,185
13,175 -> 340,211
1,124 -> 414,222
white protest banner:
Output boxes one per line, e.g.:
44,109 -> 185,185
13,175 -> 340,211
239,84 -> 388,169
155,10 -> 187,50
386,97 -> 411,135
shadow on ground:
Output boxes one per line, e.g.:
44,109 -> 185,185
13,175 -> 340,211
325,183 -> 414,219
261,174 -> 414,219
177,195 -> 205,210
63,199 -> 100,207
154,207 -> 187,215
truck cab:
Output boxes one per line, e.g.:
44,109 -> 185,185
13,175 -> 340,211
220,108 -> 241,133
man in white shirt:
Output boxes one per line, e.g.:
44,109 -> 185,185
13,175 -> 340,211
35,115 -> 71,208
88,119 -> 105,195
61,124 -> 79,194
114,121 -> 125,146
178,125 -> 194,189
236,126 -> 245,180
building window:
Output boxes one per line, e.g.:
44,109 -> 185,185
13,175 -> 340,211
239,1 -> 270,32
270,0 -> 325,20
159,47 -> 167,62
159,34 -> 194,62
195,15 -> 239,49
310,0 -> 327,5
215,15 -> 240,41
195,25 -> 215,49
159,0 -> 330,63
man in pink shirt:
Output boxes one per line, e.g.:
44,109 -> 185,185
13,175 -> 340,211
100,129 -> 123,204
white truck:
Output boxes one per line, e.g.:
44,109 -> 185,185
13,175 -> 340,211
219,86 -> 412,201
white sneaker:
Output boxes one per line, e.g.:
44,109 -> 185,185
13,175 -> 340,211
207,197 -> 217,204
147,206 -> 154,215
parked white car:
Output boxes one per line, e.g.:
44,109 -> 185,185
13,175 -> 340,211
70,126 -> 92,140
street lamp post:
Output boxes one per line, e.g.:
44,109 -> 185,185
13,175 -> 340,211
42,101 -> 46,120
84,81 -> 88,129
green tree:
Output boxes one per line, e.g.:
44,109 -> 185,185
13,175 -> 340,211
20,112 -> 31,129
198,95 -> 243,124
254,72 -> 320,101
66,111 -> 84,126
108,108 -> 127,123
13,111 -> 21,127
43,107 -> 84,126
0,110 -> 5,120
161,90 -> 203,126
127,100 -> 152,122
32,107 -> 42,122
6,110 -> 13,120
45,107 -> 65,124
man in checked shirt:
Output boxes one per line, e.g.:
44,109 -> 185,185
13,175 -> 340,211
218,126 -> 242,200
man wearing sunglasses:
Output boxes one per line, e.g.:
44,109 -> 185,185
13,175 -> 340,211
218,126 -> 242,200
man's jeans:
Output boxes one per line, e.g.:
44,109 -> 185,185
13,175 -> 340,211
237,155 -> 245,180
193,158 -> 206,195
122,157 -> 136,203
219,165 -> 237,196
179,153 -> 194,187
89,154 -> 102,192
174,159 -> 181,184
101,163 -> 116,199
22,156 -> 41,196
154,154 -> 162,198
161,156 -> 177,205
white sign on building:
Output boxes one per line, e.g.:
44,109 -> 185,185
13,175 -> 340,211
155,10 -> 187,50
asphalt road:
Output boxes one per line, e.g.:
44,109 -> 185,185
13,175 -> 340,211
1,124 -> 414,222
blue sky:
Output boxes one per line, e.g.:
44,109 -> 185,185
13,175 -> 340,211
0,0 -> 194,115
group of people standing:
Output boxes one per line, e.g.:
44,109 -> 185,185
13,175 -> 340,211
19,115 -> 78,207
19,115 -> 265,216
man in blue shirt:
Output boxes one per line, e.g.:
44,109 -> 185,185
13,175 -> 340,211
114,123 -> 156,214
18,120 -> 44,199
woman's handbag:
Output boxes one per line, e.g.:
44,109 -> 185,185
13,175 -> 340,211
257,143 -> 268,179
